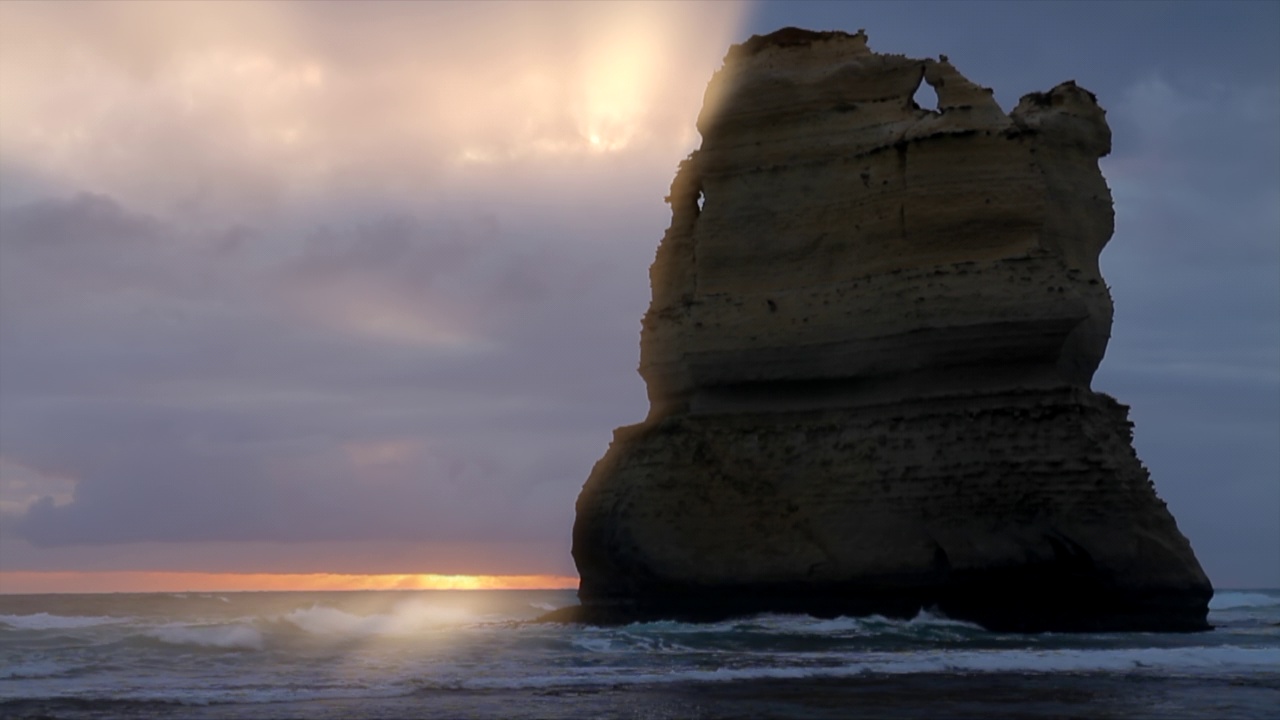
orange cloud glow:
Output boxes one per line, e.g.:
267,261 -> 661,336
0,571 -> 578,594
0,1 -> 749,213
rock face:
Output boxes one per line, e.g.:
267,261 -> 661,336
570,28 -> 1211,632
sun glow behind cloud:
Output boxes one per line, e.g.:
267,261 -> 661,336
0,1 -> 749,211
446,3 -> 683,163
0,0 -> 747,357
0,1 -> 749,580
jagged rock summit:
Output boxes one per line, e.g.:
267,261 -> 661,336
564,28 -> 1211,631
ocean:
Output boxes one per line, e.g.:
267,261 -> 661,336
1,589 -> 1277,719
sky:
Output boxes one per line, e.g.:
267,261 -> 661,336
0,1 -> 1276,593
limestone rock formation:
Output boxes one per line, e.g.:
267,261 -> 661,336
568,28 -> 1211,631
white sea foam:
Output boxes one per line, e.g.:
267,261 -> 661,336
764,609 -> 980,634
0,612 -> 124,630
1210,591 -> 1280,610
145,623 -> 264,650
460,645 -> 1280,690
282,600 -> 472,638
569,635 -> 617,653
4,589 -> 1276,711
905,645 -> 1280,675
622,610 -> 983,637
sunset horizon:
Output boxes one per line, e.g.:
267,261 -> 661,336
0,570 -> 578,595
1,2 -> 1276,717
1,0 -> 1274,594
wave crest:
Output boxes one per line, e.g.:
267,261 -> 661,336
281,600 -> 473,638
461,645 -> 1280,690
0,612 -> 124,630
1209,592 -> 1280,610
145,623 -> 264,650
623,609 -> 984,637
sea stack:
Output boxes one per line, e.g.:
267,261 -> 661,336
570,28 -> 1211,631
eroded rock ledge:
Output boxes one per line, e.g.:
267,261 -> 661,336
560,28 -> 1211,632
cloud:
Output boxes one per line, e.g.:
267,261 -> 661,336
1093,73 -> 1280,587
1099,74 -> 1280,383
0,188 -> 656,548
1,2 -> 1275,586
0,1 -> 747,219
0,1 -> 753,556
0,458 -> 76,516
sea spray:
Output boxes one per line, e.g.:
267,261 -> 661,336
1,589 -> 1277,719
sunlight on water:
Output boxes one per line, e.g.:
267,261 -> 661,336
283,598 -> 476,638
1,589 -> 1277,719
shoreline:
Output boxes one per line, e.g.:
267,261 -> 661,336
6,672 -> 1277,720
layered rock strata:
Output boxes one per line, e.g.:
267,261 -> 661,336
567,28 -> 1211,631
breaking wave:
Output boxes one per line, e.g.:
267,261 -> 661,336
145,623 -> 264,651
4,588 -> 1277,716
1209,591 -> 1280,610
0,612 -> 125,630
612,609 -> 985,638
279,600 -> 475,638
460,645 -> 1280,690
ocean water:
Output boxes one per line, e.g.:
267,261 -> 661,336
1,589 -> 1277,719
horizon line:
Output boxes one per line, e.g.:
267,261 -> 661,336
0,570 -> 580,595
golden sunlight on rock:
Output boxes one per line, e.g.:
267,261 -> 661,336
569,28 -> 1213,633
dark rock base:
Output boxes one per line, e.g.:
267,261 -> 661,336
569,388 -> 1212,633
540,577 -> 1212,632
